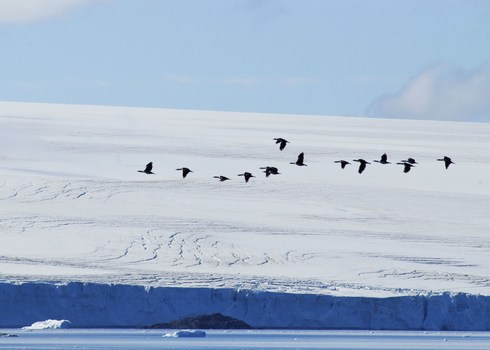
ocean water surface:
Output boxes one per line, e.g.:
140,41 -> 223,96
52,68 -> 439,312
2,329 -> 490,350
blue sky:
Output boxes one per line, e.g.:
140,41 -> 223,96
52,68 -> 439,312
1,0 -> 490,121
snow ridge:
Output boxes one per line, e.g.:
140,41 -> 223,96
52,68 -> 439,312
0,282 -> 489,330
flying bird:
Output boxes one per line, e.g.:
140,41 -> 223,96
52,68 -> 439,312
291,152 -> 307,166
334,160 -> 350,169
353,159 -> 370,174
138,162 -> 154,174
397,162 -> 415,173
374,153 -> 390,164
176,167 -> 193,178
273,138 -> 289,151
260,166 -> 280,177
238,172 -> 255,183
214,176 -> 230,182
437,156 -> 454,169
401,157 -> 417,164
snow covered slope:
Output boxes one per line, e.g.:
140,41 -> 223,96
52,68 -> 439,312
1,101 -> 489,298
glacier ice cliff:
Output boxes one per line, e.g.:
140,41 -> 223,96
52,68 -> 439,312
0,282 -> 488,330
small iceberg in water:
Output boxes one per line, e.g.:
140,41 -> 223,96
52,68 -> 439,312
22,319 -> 71,330
163,330 -> 206,338
0,333 -> 18,337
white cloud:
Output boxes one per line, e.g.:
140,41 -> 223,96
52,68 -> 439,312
369,62 -> 490,122
0,0 -> 90,25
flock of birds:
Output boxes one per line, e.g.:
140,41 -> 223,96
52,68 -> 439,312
137,137 -> 455,181
338,153 -> 455,174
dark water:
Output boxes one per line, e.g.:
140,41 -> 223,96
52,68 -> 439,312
1,329 -> 490,350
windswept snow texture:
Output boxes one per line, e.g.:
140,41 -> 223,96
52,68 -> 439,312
0,101 -> 489,298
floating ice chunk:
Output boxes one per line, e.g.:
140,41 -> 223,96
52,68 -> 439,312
163,330 -> 206,338
0,333 -> 18,337
22,319 -> 71,330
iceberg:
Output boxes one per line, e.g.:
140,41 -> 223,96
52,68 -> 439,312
22,319 -> 71,330
0,333 -> 18,337
163,330 -> 207,338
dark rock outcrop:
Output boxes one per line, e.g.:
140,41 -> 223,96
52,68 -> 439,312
147,313 -> 252,329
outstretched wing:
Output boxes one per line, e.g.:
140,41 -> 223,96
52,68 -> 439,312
297,152 -> 304,164
359,162 -> 366,174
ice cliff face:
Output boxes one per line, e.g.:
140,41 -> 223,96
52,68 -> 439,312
0,282 -> 488,330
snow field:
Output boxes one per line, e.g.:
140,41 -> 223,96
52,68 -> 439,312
0,101 -> 489,298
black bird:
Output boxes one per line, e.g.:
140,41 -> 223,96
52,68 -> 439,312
291,152 -> 307,166
353,159 -> 370,174
138,162 -> 154,174
401,157 -> 418,164
176,167 -> 193,178
334,160 -> 350,169
214,176 -> 230,182
437,156 -> 454,169
260,166 -> 280,177
397,162 -> 415,173
374,153 -> 390,164
238,172 -> 255,183
274,138 -> 289,151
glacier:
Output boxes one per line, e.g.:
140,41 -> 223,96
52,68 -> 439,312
0,101 -> 489,330
0,282 -> 489,330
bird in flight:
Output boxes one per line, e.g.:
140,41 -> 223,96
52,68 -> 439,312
437,156 -> 454,169
374,153 -> 390,164
353,159 -> 370,174
238,172 -> 255,183
176,167 -> 193,178
214,175 -> 230,182
138,162 -> 154,174
401,157 -> 417,164
274,138 -> 289,151
397,162 -> 415,173
334,160 -> 350,169
291,152 -> 307,166
260,166 -> 280,177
